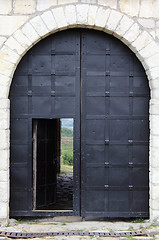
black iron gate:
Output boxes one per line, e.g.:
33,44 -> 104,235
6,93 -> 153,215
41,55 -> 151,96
80,31 -> 149,218
9,29 -> 149,218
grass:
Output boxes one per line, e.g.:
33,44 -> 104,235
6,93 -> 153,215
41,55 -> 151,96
61,164 -> 73,174
61,134 -> 73,173
150,224 -> 159,227
0,238 -> 10,240
108,229 -> 114,233
62,223 -> 67,226
131,218 -> 145,223
61,138 -> 73,155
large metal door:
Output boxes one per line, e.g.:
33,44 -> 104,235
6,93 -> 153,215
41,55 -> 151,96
81,30 -> 149,218
10,29 -> 149,218
10,30 -> 81,217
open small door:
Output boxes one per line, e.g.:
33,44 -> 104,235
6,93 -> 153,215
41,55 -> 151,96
33,119 -> 59,210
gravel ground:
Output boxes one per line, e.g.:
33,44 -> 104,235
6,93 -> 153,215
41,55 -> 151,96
0,217 -> 159,240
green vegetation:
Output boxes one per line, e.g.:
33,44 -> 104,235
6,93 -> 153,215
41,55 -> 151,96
61,126 -> 73,173
62,223 -> 67,226
62,153 -> 73,165
150,224 -> 159,227
61,164 -> 73,174
108,229 -> 114,233
0,238 -> 10,240
131,218 -> 145,223
62,127 -> 73,137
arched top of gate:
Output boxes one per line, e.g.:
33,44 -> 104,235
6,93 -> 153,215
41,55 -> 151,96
0,3 -> 159,98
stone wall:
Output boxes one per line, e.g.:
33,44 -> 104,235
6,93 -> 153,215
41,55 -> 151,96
0,0 -> 159,224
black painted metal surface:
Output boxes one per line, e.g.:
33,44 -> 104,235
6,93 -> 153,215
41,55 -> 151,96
9,29 -> 149,218
81,30 -> 149,218
10,29 -> 81,217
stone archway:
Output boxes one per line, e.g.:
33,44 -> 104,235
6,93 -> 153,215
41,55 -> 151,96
0,3 -> 159,222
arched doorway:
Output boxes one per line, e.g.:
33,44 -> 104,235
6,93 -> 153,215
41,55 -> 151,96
9,29 -> 150,218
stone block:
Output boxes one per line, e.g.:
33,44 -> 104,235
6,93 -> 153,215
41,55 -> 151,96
131,31 -> 153,53
119,0 -> 139,17
37,0 -> 57,11
87,5 -> 98,26
59,0 -> 78,4
0,202 -> 8,219
151,147 -> 159,168
122,23 -> 141,45
0,130 -> 9,150
52,7 -> 67,29
150,79 -> 159,91
95,7 -> 110,29
150,208 -> 159,222
150,115 -> 159,135
137,42 -> 159,60
143,54 -> 159,71
150,134 -> 159,148
0,110 -> 9,120
98,0 -> 117,9
0,118 -> 9,130
0,173 -> 8,185
156,29 -> 159,40
150,99 -> 159,115
147,67 -> 159,81
0,59 -> 14,78
151,89 -> 159,101
76,4 -> 89,25
22,22 -> 40,45
65,5 -> 77,26
5,36 -> 25,56
0,16 -> 28,36
0,74 -> 10,87
0,0 -> 12,14
151,167 -> 159,184
14,0 -> 36,14
0,37 -> 6,48
138,19 -> 155,29
151,198 -> 159,210
139,0 -> 159,18
0,46 -> 20,65
41,10 -> 57,31
13,29 -> 32,50
115,15 -> 134,39
0,150 -> 9,171
30,16 -> 49,38
1,85 -> 10,98
106,10 -> 123,33
0,99 -> 10,109
150,30 -> 155,39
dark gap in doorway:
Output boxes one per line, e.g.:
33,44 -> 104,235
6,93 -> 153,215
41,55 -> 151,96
32,118 -> 73,211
